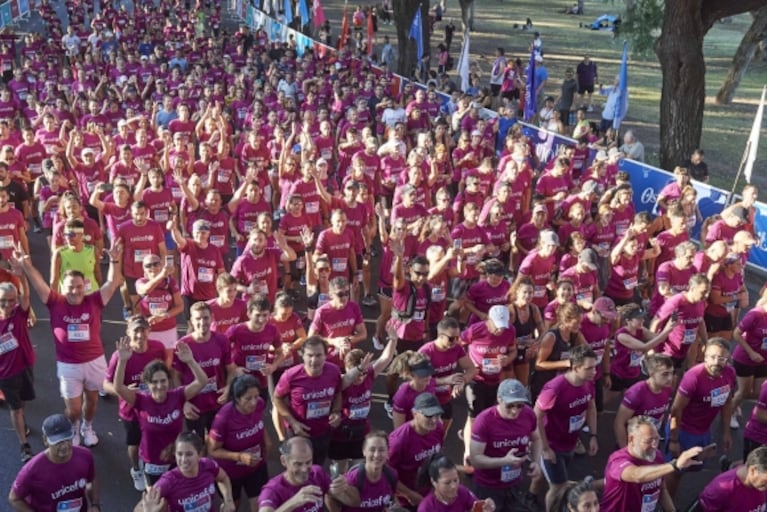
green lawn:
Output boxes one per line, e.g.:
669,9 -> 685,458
322,0 -> 767,190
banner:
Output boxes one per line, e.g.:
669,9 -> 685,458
613,41 -> 628,130
0,3 -> 12,26
17,0 -> 28,16
409,7 -> 423,61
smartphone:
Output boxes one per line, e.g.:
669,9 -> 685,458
101,183 -> 114,192
453,239 -> 462,249
695,443 -> 717,460
329,461 -> 340,479
165,255 -> 174,267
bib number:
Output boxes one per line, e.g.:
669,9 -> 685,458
67,324 -> 90,342
349,403 -> 370,420
568,412 -> 586,433
500,464 -> 521,483
306,400 -> 331,419
0,332 -> 19,354
197,267 -> 214,283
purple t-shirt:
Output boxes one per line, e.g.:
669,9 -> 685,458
154,457 -> 220,512
678,363 -> 736,435
309,301 -> 364,360
518,250 -> 556,308
259,465 -> 331,512
621,380 -> 672,430
46,290 -> 105,364
209,399 -> 267,480
611,327 -> 644,380
274,362 -> 342,437
744,380 -> 767,445
417,486 -> 478,512
105,339 -> 166,420
419,341 -> 467,404
471,405 -> 536,488
699,466 -> 767,512
133,388 -> 186,468
461,321 -> 516,385
388,421 -> 444,490
466,280 -> 511,325
334,371 -> 375,441
600,447 -> 665,512
733,309 -> 767,367
341,464 -> 399,512
11,446 -> 95,512
580,315 -> 611,380
392,379 -> 438,422
535,374 -> 595,453
171,333 -> 232,414
650,261 -> 694,316
654,293 -> 705,360
0,306 -> 34,379
226,322 -> 282,389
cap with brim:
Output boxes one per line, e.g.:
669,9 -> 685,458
192,219 -> 211,231
410,359 -> 435,378
582,180 -> 598,194
578,248 -> 598,271
498,379 -> 530,404
489,305 -> 510,329
42,414 -> 74,444
413,392 -> 444,416
594,150 -> 608,162
593,296 -> 617,320
533,204 -> 547,214
540,231 -> 559,246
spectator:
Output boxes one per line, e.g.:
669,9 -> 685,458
684,148 -> 709,182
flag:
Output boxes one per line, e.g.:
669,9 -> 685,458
338,4 -> 349,49
298,0 -> 310,25
457,30 -> 470,92
744,86 -> 766,183
284,0 -> 293,25
613,40 -> 629,130
409,6 -> 423,62
366,10 -> 374,56
313,0 -> 326,27
524,46 -> 536,121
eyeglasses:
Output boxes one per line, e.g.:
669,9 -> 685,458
443,334 -> 460,343
316,267 -> 330,272
335,290 -> 350,298
144,261 -> 161,268
504,403 -> 525,411
64,231 -> 81,238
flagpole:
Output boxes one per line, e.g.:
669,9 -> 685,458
726,141 -> 752,207
726,85 -> 766,207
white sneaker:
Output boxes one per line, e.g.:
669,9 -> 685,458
383,401 -> 393,419
730,415 -> 740,429
80,423 -> 99,447
372,336 -> 384,350
72,422 -> 81,446
130,467 -> 146,492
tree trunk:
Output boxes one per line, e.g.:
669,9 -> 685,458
716,6 -> 767,105
655,1 -> 706,170
392,0 -> 429,77
458,0 -> 473,31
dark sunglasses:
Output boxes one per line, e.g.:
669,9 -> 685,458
335,290 -> 350,298
143,261 -> 161,268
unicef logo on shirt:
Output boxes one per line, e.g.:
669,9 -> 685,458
520,436 -> 529,445
208,484 -> 215,495
165,294 -> 172,301
171,410 -> 180,420
326,387 -> 335,395
81,313 -> 90,321
78,478 -> 87,489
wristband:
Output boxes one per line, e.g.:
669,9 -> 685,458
110,260 -> 119,263
670,459 -> 681,472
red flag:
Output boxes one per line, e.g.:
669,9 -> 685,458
338,5 -> 349,50
313,0 -> 326,27
366,9 -> 374,56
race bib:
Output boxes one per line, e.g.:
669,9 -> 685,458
431,286 -> 446,302
641,491 -> 660,512
0,331 -> 19,354
500,464 -> 521,483
306,400 -> 331,419
482,357 -> 501,375
154,210 -> 169,223
533,286 -> 546,298
83,279 -> 92,293
149,302 -> 168,315
624,277 -> 638,289
332,258 -> 347,273
171,187 -> 182,199
349,403 -> 370,420
568,412 -> 586,433
245,355 -> 266,371
576,292 -> 593,303
413,310 -> 425,321
0,235 -> 15,249
243,221 -> 255,233
305,201 -> 320,214
144,463 -> 171,475
67,324 -> 90,342
249,279 -> 268,295
761,337 -> 767,351
134,248 -> 150,263
209,235 -> 225,248
56,498 -> 83,511
629,351 -> 642,367
181,493 -> 211,512
318,293 -> 330,308
201,377 -> 218,393
710,386 -> 730,408
217,170 -> 231,183
197,267 -> 214,283
682,329 -> 696,345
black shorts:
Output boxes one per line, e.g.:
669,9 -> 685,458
541,451 -> 574,485
288,251 -> 306,279
440,400 -> 454,420
578,84 -> 594,95
466,381 -> 499,418
378,286 -> 393,298
490,83 -> 502,96
474,483 -> 520,511
733,359 -> 767,379
230,464 -> 269,500
124,276 -> 138,296
122,418 -> 141,446
502,89 -> 520,101
609,373 -> 640,392
0,367 -> 35,410
184,410 -> 217,437
705,314 -> 733,333
328,437 -> 364,460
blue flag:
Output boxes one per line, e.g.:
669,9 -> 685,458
298,0 -> 310,25
613,41 -> 629,130
284,0 -> 293,25
524,47 -> 536,121
409,7 -> 423,61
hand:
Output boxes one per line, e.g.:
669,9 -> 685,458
328,475 -> 348,496
527,461 -> 542,479
481,498 -> 496,512
166,213 -> 178,232
588,435 -> 598,456
175,341 -> 194,364
217,384 -> 229,404
330,336 -> 351,352
359,352 -> 374,372
300,226 -> 314,247
142,487 -> 166,512
542,447 -> 556,463
183,401 -> 200,420
104,239 -> 123,262
114,336 -> 132,362
220,500 -> 236,512
504,448 -> 526,466
289,418 -> 310,436
602,374 -> 612,390
289,485 -> 323,508
238,450 -> 262,467
723,431 -> 733,452
328,412 -> 342,428
748,350 -> 765,364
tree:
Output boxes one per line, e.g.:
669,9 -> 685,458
716,6 -> 767,105
392,0 -> 429,78
654,0 -> 767,170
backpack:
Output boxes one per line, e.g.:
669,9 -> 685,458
353,463 -> 398,493
392,281 -> 432,323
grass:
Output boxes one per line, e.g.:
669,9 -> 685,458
321,0 -> 767,190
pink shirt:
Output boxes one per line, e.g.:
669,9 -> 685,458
209,399 -> 268,480
179,241 -> 224,300
560,266 -> 598,303
579,315 -> 611,380
274,362 -> 342,437
605,252 -> 641,301
466,280 -> 511,325
655,293 -> 705,361
309,301 -> 364,360
699,467 -> 767,512
706,271 -> 743,318
133,388 -> 186,466
315,228 -> 355,280
518,250 -> 556,308
259,465 -> 331,512
105,340 -> 166,420
461,322 -> 516,385
137,276 -> 179,332
620,380 -> 672,430
535,374 -> 595,453
155,457 -> 220,512
141,188 -> 174,225
392,379 -> 437,422
417,486 -> 478,512
677,363 -> 736,435
450,223 -> 490,280
388,421 -> 444,490
390,282 -> 430,342
117,220 -> 166,279
744,380 -> 767,445
0,207 -> 25,260
226,322 -> 282,389
230,247 -> 282,302
0,306 -> 34,379
600,447 -> 665,512
11,446 -> 95,512
650,261 -> 694,316
471,405 -> 536,488
342,463 -> 399,512
172,333 -> 232,414
419,341 -> 467,404
611,327 -> 644,380
207,298 -> 247,334
46,291 -> 105,364
733,309 -> 767,366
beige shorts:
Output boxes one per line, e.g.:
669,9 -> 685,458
150,328 -> 179,350
57,356 -> 108,399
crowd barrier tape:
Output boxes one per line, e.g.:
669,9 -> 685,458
231,7 -> 767,273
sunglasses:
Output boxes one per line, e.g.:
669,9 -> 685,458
317,267 -> 330,272
144,261 -> 161,268
504,403 -> 525,411
335,290 -> 350,298
64,231 -> 82,238
443,334 -> 460,343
